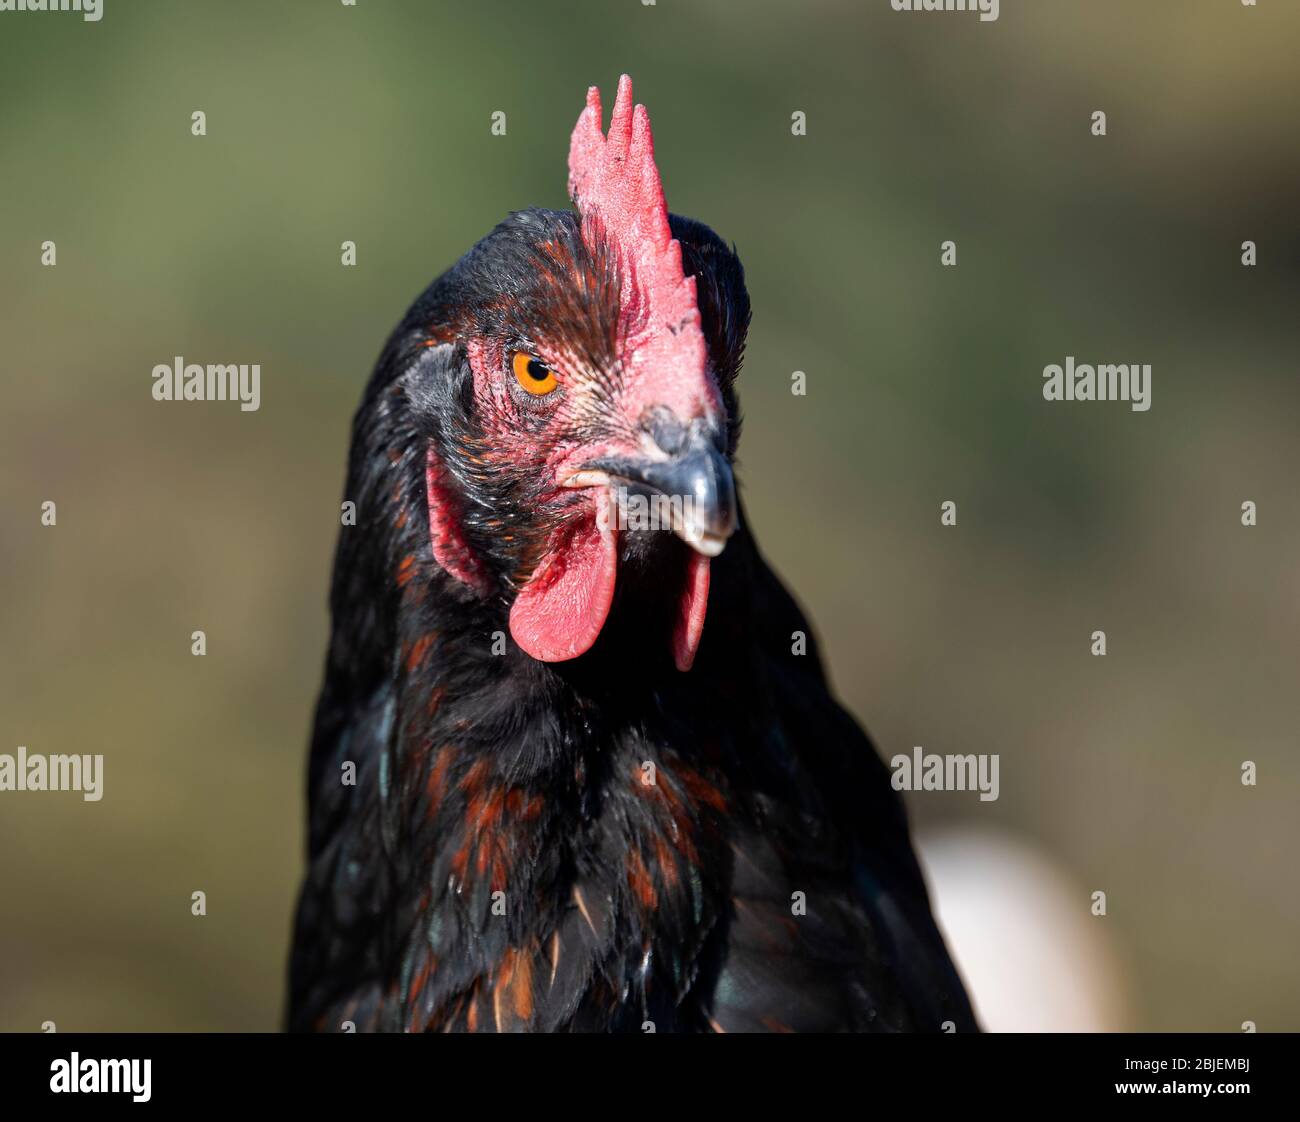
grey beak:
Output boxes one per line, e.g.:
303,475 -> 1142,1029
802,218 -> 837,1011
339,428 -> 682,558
583,423 -> 737,557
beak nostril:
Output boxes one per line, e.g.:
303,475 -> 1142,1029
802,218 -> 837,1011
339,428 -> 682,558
641,405 -> 688,457
642,405 -> 729,459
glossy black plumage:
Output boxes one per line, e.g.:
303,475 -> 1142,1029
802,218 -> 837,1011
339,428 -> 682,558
287,210 -> 978,1033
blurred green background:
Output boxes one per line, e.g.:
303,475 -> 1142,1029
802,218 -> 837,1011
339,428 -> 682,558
1,0 -> 1297,1032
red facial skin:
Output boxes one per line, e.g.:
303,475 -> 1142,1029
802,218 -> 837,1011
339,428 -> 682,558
426,76 -> 725,670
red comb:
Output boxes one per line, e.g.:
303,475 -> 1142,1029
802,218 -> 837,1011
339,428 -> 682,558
568,76 -> 710,412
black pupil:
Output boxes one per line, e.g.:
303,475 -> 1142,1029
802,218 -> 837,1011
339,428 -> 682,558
526,358 -> 549,381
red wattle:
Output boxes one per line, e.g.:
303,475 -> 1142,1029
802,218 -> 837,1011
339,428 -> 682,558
673,552 -> 710,672
509,495 -> 618,663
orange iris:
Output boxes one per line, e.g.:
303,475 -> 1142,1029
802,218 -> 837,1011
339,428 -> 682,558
512,352 -> 558,396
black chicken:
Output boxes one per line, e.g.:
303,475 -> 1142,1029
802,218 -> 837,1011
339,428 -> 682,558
288,76 -> 977,1033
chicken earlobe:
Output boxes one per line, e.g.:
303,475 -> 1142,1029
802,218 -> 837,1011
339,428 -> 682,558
423,442 -> 489,594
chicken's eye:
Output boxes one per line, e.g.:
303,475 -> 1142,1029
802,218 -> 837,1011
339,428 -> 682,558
511,351 -> 559,396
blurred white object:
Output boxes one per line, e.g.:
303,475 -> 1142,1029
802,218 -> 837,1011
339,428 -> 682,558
917,826 -> 1132,1032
